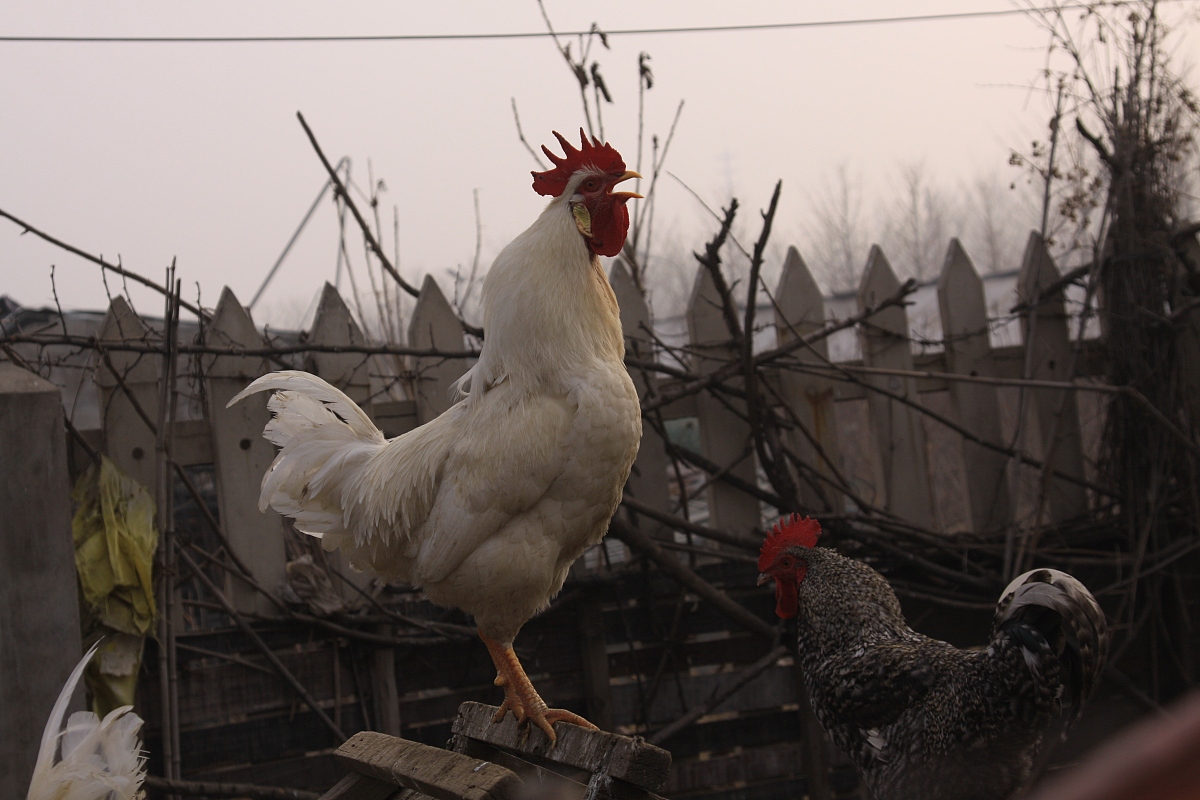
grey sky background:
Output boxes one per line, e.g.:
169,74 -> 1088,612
3,1 -> 1198,328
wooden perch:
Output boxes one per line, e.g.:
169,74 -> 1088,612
450,702 -> 671,799
335,732 -> 521,800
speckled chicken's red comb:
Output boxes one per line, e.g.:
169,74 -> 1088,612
758,515 -> 822,571
531,129 -> 627,197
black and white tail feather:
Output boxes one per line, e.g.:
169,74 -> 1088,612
26,643 -> 147,800
993,568 -> 1109,722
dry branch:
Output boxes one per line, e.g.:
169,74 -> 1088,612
0,207 -> 204,317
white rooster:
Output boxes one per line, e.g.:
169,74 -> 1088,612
231,130 -> 643,742
26,643 -> 147,800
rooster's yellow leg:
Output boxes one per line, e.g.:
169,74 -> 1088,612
480,633 -> 598,745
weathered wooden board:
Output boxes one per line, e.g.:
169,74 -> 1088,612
451,702 -> 671,792
774,246 -> 843,513
937,240 -> 1013,533
856,246 -> 934,527
201,286 -> 286,615
336,731 -> 520,800
408,276 -> 469,425
94,295 -> 161,490
1016,233 -> 1088,522
687,263 -> 761,533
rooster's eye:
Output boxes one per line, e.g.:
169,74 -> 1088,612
583,178 -> 599,191
780,557 -> 794,569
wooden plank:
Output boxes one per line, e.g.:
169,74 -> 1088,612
686,263 -> 761,533
1016,233 -> 1088,521
335,731 -> 521,800
93,295 -> 160,490
774,246 -> 843,513
856,246 -> 934,527
936,240 -> 1014,533
451,702 -> 671,792
201,286 -> 286,615
407,276 -> 469,425
610,259 -> 673,544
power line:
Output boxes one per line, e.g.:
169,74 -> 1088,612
0,2 -> 1186,44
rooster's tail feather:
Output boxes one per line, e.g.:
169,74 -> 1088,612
994,568 -> 1109,720
229,371 -> 387,544
27,643 -> 146,800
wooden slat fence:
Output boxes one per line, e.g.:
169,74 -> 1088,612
32,231 -> 1118,799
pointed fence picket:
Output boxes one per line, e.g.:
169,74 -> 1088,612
408,275 -> 469,425
201,287 -> 286,616
687,262 -> 763,535
1016,233 -> 1089,522
857,246 -> 935,528
774,247 -> 844,514
937,240 -> 1013,533
94,295 -> 161,491
308,282 -> 372,408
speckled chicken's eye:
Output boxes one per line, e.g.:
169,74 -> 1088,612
780,556 -> 794,569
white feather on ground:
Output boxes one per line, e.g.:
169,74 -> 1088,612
26,643 -> 147,800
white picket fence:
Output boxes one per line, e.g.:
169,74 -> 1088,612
83,231 -> 1102,616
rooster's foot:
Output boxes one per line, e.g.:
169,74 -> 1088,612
480,632 -> 598,745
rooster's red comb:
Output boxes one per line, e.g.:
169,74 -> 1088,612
531,129 -> 627,197
758,515 -> 822,572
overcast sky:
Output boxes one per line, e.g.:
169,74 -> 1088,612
3,1 -> 1199,328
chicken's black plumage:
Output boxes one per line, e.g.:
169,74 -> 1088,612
778,546 -> 1107,800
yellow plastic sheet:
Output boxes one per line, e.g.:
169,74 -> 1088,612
72,456 -> 158,715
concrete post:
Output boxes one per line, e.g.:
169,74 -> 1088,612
0,364 -> 82,797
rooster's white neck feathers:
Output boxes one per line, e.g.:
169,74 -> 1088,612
462,179 -> 624,400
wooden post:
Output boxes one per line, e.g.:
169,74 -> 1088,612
687,263 -> 761,534
94,295 -> 160,489
937,240 -> 1014,533
201,287 -> 287,616
0,364 -> 82,799
610,259 -> 672,540
856,246 -> 934,528
407,275 -> 469,425
774,246 -> 843,513
1016,233 -> 1088,522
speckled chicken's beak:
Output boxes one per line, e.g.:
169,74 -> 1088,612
757,573 -> 771,586
610,170 -> 643,200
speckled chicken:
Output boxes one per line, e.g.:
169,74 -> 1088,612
758,516 -> 1108,800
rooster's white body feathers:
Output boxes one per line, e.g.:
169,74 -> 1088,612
232,180 -> 642,643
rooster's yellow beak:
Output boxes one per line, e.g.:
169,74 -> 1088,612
610,170 -> 643,200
